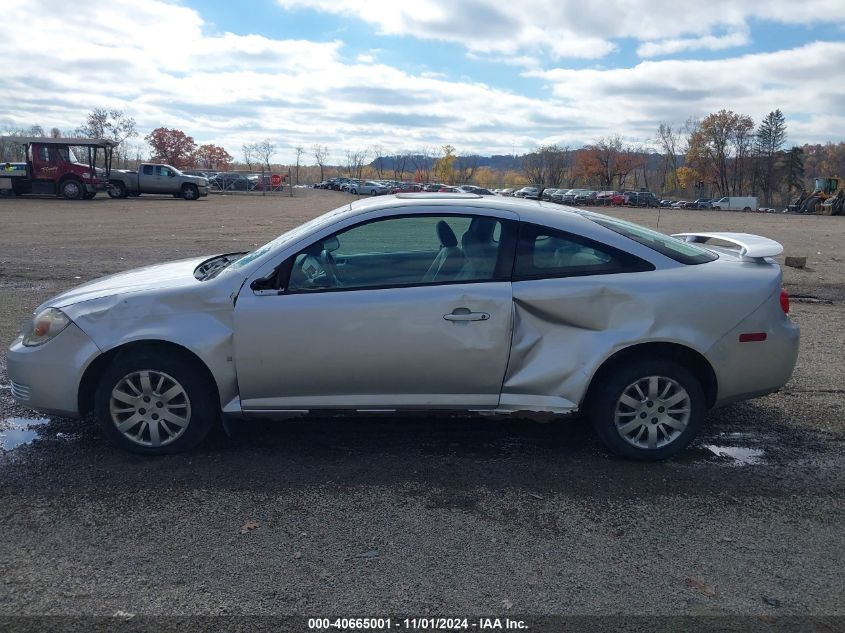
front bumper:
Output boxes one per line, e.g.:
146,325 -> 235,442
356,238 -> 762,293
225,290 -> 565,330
6,323 -> 102,418
198,185 -> 209,197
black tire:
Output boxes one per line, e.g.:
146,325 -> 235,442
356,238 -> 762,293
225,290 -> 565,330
743,206 -> 752,212
108,181 -> 127,199
94,349 -> 218,455
60,179 -> 84,200
182,184 -> 199,200
589,359 -> 705,461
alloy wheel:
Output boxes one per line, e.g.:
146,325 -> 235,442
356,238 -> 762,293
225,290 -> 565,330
109,370 -> 192,447
613,375 -> 691,450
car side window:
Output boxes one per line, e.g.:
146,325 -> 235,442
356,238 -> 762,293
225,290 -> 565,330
514,223 -> 651,279
142,165 -> 154,176
285,215 -> 509,292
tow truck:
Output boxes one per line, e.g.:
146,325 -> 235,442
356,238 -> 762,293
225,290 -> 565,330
0,136 -> 115,200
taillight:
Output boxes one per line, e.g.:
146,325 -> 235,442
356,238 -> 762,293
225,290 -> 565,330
780,289 -> 790,314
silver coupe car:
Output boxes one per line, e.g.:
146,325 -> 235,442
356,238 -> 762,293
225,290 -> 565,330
7,194 -> 799,459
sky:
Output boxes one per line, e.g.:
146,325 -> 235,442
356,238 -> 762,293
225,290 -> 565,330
1,0 -> 844,163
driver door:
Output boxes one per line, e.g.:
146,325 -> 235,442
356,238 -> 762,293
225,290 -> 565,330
233,212 -> 517,411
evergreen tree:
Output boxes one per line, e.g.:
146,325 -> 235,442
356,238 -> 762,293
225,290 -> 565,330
756,110 -> 787,205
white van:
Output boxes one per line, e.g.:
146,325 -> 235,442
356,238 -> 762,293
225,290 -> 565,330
712,196 -> 758,211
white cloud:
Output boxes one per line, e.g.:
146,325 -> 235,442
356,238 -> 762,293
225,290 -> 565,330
276,0 -> 845,62
637,27 -> 751,58
0,0 -> 843,163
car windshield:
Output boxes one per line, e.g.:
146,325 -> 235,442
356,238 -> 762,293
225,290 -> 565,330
221,204 -> 352,274
576,210 -> 718,265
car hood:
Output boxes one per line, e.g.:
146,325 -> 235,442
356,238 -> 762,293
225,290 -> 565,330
42,256 -> 211,310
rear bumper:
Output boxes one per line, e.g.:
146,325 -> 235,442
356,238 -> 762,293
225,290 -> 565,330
707,303 -> 800,407
6,323 -> 101,418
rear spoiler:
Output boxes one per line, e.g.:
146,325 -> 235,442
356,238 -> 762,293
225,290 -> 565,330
672,232 -> 783,261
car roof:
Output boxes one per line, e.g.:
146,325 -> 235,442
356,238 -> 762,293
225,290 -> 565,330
333,192 -> 596,230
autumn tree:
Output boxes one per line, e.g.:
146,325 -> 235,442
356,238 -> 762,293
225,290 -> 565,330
686,109 -> 754,196
434,145 -> 456,184
675,165 -> 700,194
145,127 -> 197,168
195,144 -> 232,170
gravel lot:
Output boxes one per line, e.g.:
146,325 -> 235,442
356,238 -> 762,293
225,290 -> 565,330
0,191 -> 843,627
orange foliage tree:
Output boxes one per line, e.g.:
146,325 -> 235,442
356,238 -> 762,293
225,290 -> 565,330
145,127 -> 198,169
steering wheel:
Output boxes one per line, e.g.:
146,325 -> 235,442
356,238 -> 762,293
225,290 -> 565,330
319,249 -> 342,286
297,251 -> 341,289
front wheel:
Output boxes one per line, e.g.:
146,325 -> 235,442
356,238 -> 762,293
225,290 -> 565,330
182,184 -> 199,200
589,359 -> 705,460
60,179 -> 83,200
94,350 -> 218,455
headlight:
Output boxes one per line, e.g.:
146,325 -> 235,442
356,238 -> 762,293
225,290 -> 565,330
22,308 -> 71,347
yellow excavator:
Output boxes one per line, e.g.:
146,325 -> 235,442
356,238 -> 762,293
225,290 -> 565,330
790,177 -> 844,215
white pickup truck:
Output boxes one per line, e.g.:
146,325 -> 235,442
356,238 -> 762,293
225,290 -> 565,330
711,196 -> 758,211
108,163 -> 209,200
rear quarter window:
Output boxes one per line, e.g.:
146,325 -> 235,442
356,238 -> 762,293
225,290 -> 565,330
514,223 -> 654,280
577,211 -> 718,265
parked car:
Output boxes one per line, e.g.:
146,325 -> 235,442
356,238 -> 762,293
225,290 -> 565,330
437,186 -> 461,193
498,188 -> 515,197
108,164 -> 209,200
691,198 -> 713,210
574,191 -> 598,205
625,192 -> 660,207
208,172 -> 253,191
7,195 -> 799,460
556,189 -> 587,205
457,185 -> 494,196
541,188 -> 560,201
423,183 -> 444,192
351,181 -> 389,195
711,196 -> 759,212
392,183 -> 423,193
514,186 -> 541,199
594,191 -> 619,205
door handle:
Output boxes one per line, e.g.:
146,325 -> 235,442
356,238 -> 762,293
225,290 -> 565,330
444,310 -> 490,322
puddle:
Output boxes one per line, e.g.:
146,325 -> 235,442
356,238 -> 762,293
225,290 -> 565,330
703,444 -> 765,466
0,417 -> 50,451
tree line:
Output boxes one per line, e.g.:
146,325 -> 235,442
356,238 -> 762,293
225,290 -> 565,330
3,108 -> 843,207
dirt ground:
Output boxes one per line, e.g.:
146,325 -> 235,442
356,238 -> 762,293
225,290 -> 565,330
0,190 -> 843,627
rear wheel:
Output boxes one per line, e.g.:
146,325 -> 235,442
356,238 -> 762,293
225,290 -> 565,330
182,184 -> 199,200
60,179 -> 83,200
743,206 -> 752,212
94,350 -> 217,455
589,359 -> 705,460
